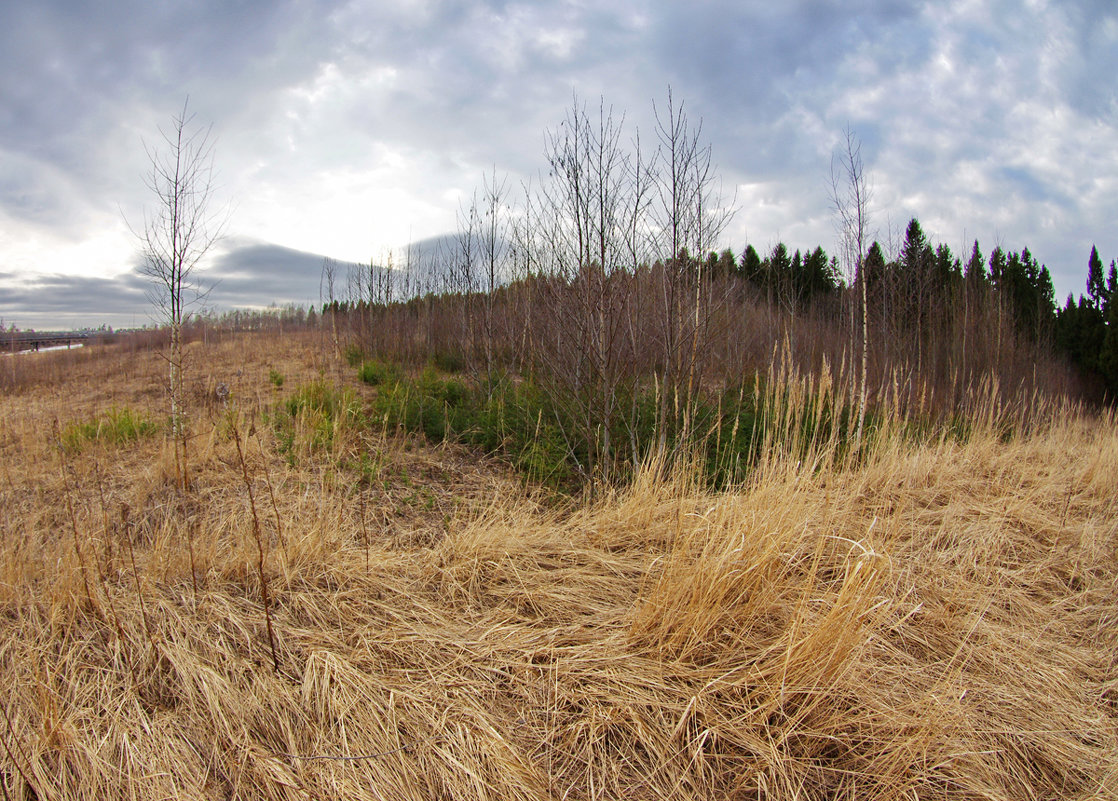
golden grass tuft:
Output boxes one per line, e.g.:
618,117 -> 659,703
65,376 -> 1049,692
0,331 -> 1115,799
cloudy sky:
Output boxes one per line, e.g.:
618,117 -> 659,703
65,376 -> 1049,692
1,0 -> 1116,330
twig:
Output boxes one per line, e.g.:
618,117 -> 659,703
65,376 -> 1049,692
232,425 -> 280,673
281,742 -> 416,761
0,700 -> 36,800
120,504 -> 156,661
181,493 -> 200,602
54,421 -> 98,616
91,466 -> 141,682
253,424 -> 288,562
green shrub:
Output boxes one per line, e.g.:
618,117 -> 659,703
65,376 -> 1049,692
358,359 -> 402,387
344,344 -> 366,367
430,349 -> 466,374
268,368 -> 285,388
62,407 -> 159,453
355,356 -> 878,491
270,380 -> 363,464
367,366 -> 576,487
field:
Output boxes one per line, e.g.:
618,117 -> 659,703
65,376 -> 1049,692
1,330 -> 1116,800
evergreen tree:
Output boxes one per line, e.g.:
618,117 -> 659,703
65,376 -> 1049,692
934,242 -> 961,291
988,246 -> 1007,285
964,240 -> 985,286
802,246 -> 836,299
863,241 -> 886,289
739,244 -> 762,286
1055,294 -> 1078,358
766,242 -> 792,300
790,248 -> 804,303
1101,293 -> 1118,397
1087,245 -> 1106,310
715,248 -> 736,279
900,218 -> 934,281
1055,249 -> 1112,395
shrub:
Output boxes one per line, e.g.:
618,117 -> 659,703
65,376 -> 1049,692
268,368 -> 285,388
343,343 -> 366,367
61,407 -> 159,453
430,349 -> 465,374
270,380 -> 363,464
358,359 -> 402,387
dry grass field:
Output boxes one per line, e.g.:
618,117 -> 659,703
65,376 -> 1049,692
1,331 -> 1116,800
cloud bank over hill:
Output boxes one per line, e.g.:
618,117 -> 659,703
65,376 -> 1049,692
1,1 -> 1116,328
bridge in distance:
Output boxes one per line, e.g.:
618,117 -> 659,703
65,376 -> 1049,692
3,331 -> 95,353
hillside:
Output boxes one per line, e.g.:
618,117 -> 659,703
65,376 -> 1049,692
0,331 -> 1116,800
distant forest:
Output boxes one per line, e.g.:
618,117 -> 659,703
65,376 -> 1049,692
26,95 -> 1113,468
312,95 -> 1118,416
302,218 -> 1118,403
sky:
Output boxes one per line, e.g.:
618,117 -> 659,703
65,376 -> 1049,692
1,0 -> 1116,330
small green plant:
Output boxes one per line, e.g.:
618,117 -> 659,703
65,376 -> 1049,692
61,406 -> 159,453
430,349 -> 465,374
358,359 -> 402,387
344,343 -> 367,367
269,380 -> 363,465
268,368 -> 285,388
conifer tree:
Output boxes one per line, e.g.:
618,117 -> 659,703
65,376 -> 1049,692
1101,293 -> 1118,398
1087,245 -> 1106,310
964,240 -> 985,286
739,244 -> 762,286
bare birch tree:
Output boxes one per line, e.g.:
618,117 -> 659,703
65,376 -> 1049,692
830,127 -> 872,447
478,169 -> 512,389
135,98 -> 223,489
652,89 -> 733,451
320,257 -> 340,360
529,96 -> 637,483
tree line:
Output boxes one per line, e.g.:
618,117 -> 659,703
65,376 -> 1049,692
129,92 -> 1112,486
291,90 -> 1118,483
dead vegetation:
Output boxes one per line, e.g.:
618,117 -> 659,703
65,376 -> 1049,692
0,330 -> 1115,799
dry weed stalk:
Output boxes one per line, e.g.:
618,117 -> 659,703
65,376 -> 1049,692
232,422 -> 280,674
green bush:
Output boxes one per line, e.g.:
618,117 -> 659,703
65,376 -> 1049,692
62,407 -> 159,453
344,344 -> 366,367
268,368 -> 285,388
270,380 -> 363,464
353,356 -> 872,491
358,359 -> 402,387
430,349 -> 466,374
366,365 -> 576,487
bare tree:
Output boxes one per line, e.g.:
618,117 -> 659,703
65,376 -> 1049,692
454,188 -> 482,369
528,96 -> 638,483
830,127 -> 872,446
652,89 -> 733,451
477,169 -> 512,389
320,257 -> 340,360
134,98 -> 223,488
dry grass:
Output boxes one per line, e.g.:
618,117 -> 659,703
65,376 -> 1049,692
0,331 -> 1115,799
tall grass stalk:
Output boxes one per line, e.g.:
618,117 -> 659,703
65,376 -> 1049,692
232,424 -> 280,674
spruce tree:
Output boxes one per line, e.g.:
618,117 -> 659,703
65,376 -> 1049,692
988,246 -> 1007,285
1101,295 -> 1118,398
964,240 -> 985,286
739,244 -> 762,286
1087,245 -> 1106,310
863,241 -> 886,291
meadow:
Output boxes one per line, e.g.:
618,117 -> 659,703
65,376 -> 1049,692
0,329 -> 1115,800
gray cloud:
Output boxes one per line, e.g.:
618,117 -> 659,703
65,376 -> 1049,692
0,240 -> 354,329
207,240 -> 352,308
0,270 -> 148,329
1,0 -> 1116,329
